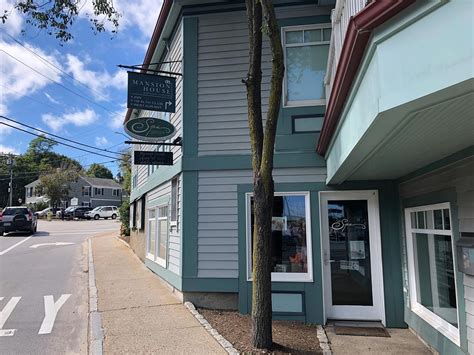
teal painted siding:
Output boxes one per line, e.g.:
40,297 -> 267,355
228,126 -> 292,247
237,180 -> 404,326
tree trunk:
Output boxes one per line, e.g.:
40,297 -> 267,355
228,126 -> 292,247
244,0 -> 285,350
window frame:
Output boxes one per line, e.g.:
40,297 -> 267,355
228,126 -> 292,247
245,191 -> 313,282
170,177 -> 178,226
146,204 -> 169,268
404,202 -> 460,346
282,23 -> 331,108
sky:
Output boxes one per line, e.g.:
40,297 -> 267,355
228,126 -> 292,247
0,0 -> 163,175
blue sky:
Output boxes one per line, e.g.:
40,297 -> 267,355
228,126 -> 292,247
0,0 -> 162,175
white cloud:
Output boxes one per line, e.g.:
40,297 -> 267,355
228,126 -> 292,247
109,105 -> 127,130
0,144 -> 19,154
78,0 -> 162,38
42,108 -> 98,132
44,92 -> 60,105
95,136 -> 109,147
0,40 -> 62,112
0,0 -> 23,36
65,54 -> 127,99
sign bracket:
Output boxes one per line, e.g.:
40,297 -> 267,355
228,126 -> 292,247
118,65 -> 182,76
125,137 -> 182,147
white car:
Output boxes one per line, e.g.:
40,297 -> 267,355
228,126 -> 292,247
85,206 -> 119,220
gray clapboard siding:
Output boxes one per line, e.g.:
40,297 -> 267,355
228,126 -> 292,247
197,167 -> 327,278
134,21 -> 183,187
146,173 -> 182,276
197,6 -> 330,156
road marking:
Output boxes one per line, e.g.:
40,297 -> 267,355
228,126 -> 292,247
0,329 -> 15,336
0,236 -> 33,256
30,242 -> 75,249
38,294 -> 71,335
0,296 -> 21,336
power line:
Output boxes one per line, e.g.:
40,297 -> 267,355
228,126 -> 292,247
0,115 -> 124,157
0,121 -> 121,160
0,49 -> 117,114
5,33 -> 118,106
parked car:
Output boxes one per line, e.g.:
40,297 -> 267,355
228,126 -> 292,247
0,206 -> 38,236
85,206 -> 119,220
56,207 -> 74,218
35,207 -> 60,218
64,206 -> 92,219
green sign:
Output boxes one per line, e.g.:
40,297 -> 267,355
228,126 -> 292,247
124,117 -> 176,141
127,72 -> 176,112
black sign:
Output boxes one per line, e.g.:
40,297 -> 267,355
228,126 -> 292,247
127,72 -> 176,113
134,151 -> 173,166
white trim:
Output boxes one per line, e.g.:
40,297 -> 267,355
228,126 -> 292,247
404,203 -> 460,346
146,204 -> 169,269
319,190 -> 386,325
281,23 -> 331,108
245,191 -> 313,283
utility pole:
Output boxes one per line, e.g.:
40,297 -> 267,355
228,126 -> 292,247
7,154 -> 14,206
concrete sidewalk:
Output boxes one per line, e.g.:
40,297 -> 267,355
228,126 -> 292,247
91,233 -> 225,354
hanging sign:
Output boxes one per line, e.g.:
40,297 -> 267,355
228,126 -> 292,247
124,117 -> 176,141
134,151 -> 173,166
127,72 -> 176,112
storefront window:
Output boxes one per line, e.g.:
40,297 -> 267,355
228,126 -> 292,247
247,192 -> 312,282
406,203 -> 459,345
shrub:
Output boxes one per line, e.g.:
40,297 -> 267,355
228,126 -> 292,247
119,200 -> 130,236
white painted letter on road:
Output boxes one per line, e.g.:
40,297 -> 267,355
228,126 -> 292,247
38,294 -> 71,335
0,296 -> 21,336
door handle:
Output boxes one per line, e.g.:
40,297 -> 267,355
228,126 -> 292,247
324,259 -> 335,264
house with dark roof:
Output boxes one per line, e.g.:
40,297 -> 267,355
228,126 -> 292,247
124,1 -> 473,354
25,176 -> 124,208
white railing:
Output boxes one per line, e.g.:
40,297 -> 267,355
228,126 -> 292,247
324,0 -> 367,103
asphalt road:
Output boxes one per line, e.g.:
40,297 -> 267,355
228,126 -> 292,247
0,219 -> 120,355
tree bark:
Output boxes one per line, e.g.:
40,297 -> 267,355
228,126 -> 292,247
244,0 -> 284,350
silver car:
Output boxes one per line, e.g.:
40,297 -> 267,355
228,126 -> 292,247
0,206 -> 38,236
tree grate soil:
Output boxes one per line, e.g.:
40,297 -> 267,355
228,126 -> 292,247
199,309 -> 323,354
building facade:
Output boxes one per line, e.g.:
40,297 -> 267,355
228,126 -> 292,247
25,176 -> 124,208
126,1 -> 473,354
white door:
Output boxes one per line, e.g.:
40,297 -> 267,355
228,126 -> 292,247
320,190 -> 386,324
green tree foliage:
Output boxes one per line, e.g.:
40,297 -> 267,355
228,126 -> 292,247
1,0 -> 120,42
86,163 -> 113,179
0,136 -> 83,208
36,168 -> 79,208
119,200 -> 130,236
119,149 -> 131,194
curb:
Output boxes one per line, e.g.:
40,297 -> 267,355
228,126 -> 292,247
317,325 -> 332,355
88,238 -> 104,355
184,302 -> 239,355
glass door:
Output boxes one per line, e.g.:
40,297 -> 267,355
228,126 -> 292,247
320,191 -> 385,324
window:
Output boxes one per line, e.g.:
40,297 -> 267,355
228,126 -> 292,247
82,202 -> 91,207
292,115 -> 324,133
246,192 -> 313,282
170,177 -> 178,224
405,203 -> 459,345
283,25 -> 331,107
112,189 -> 120,196
82,186 -> 90,196
146,205 -> 169,267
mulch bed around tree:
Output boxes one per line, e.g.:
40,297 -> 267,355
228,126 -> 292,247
199,309 -> 322,354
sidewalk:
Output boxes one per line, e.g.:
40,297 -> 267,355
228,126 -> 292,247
90,233 -> 226,354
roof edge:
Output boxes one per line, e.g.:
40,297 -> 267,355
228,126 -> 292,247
316,0 -> 415,156
123,0 -> 173,125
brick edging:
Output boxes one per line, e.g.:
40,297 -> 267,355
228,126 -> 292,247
184,302 -> 239,355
